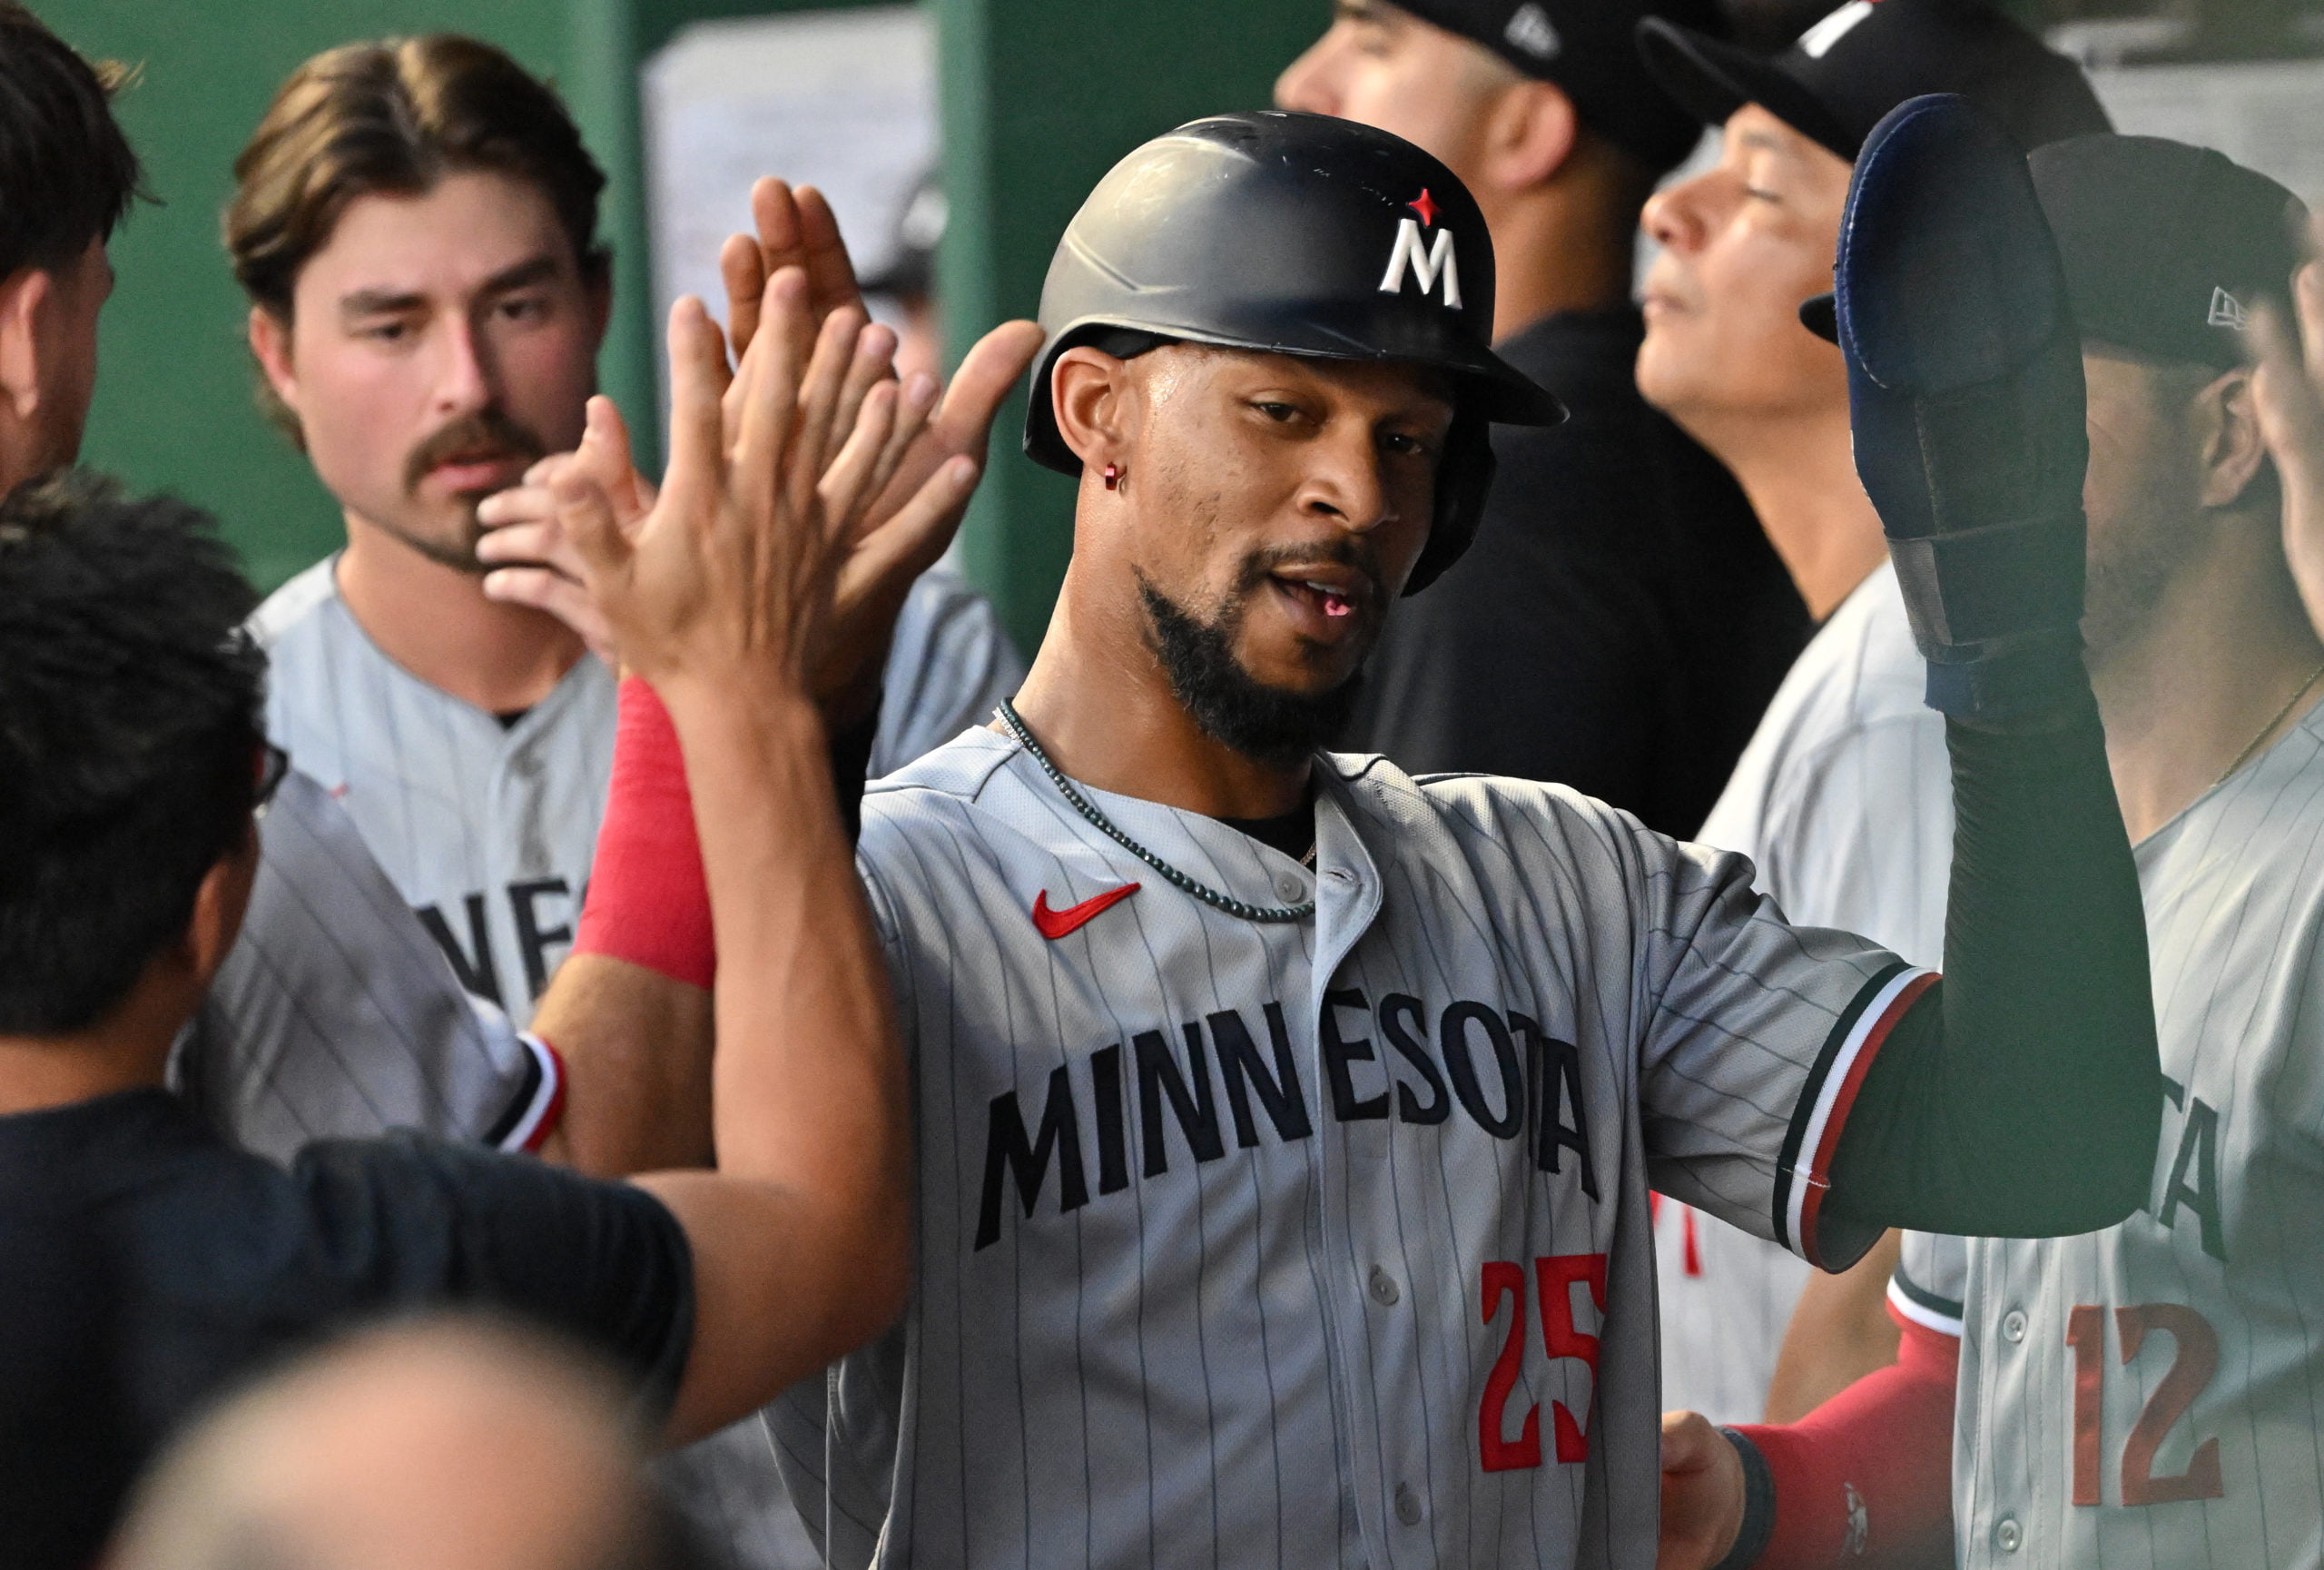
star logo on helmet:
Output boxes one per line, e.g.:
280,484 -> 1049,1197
1408,189 -> 1439,228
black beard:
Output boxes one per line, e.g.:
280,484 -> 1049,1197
1138,577 -> 1363,767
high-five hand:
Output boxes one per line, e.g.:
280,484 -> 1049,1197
555,269 -> 977,704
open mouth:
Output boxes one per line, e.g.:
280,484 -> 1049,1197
1269,571 -> 1363,623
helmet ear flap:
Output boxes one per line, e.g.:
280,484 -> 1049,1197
1403,410 -> 1495,596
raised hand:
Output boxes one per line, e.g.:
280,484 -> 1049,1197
556,268 -> 976,704
721,178 -> 865,366
2247,230 -> 2324,637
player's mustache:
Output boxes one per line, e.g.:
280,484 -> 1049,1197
1235,540 -> 1384,607
403,410 -> 548,495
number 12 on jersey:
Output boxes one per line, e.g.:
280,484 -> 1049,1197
2067,1302 -> 2224,1506
1479,1254 -> 1607,1472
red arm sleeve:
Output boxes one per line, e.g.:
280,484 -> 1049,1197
572,676 -> 716,989
1731,1307 -> 1958,1569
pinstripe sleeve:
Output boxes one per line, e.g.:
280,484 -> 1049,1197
1634,830 -> 1930,1270
174,769 -> 558,1164
869,568 -> 1026,778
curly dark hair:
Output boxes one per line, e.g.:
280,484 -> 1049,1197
0,472 -> 263,1034
0,3 -> 144,279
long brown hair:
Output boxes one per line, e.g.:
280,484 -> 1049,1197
224,34 -> 608,321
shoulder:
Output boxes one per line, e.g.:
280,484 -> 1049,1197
248,557 -> 343,653
1327,750 -> 1675,874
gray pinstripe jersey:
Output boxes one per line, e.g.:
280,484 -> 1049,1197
1688,573 -> 2324,1565
1660,563 -> 1946,1424
773,728 -> 1926,1570
170,765 -> 557,1163
250,556 -> 1024,1031
1947,701 -> 2324,1569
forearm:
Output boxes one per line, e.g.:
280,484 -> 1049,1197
533,956 -> 713,1175
1764,1230 -> 1901,1424
1724,1313 -> 1958,1569
1828,692 -> 2159,1236
663,682 -> 910,1319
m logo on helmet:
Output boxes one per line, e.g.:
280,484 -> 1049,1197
1380,216 -> 1461,309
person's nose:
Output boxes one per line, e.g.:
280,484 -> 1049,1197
1297,420 -> 1396,538
1274,38 -> 1336,115
430,313 -> 495,419
1641,173 -> 1712,255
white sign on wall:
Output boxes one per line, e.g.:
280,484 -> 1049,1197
642,5 -> 936,403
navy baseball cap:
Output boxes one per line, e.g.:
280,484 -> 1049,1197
1638,0 -> 2111,163
1799,133 -> 2308,370
2033,135 -> 2308,369
1392,0 -> 1727,173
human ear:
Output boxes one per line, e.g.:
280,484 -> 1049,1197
1479,78 -> 1579,193
0,266 -> 55,421
247,305 -> 302,416
2197,366 -> 2271,511
1049,347 -> 1135,476
181,826 -> 258,992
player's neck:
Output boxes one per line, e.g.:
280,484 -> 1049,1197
1707,410 -> 1887,620
1483,184 -> 1636,343
0,982 -> 185,1115
2086,526 -> 2324,841
1010,598 -> 1312,821
337,516 -> 587,717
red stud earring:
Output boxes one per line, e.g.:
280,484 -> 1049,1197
1102,463 -> 1122,491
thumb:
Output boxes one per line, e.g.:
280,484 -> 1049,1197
1660,1410 -> 1720,1476
931,320 -> 1045,447
556,469 -> 631,589
577,396 -> 650,524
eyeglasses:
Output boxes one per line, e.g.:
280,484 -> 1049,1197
254,742 -> 290,818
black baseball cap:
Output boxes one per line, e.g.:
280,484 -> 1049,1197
1638,0 -> 2111,163
2033,135 -> 2307,369
1392,0 -> 1727,173
1798,133 -> 2307,370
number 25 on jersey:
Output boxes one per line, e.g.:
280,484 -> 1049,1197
1479,1254 -> 1608,1472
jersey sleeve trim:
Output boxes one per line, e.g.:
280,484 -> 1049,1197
1886,1268 -> 1965,1339
1774,961 -> 1938,1266
484,1033 -> 567,1153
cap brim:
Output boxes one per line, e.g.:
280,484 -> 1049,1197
1799,291 -> 1838,343
1636,19 -> 1860,161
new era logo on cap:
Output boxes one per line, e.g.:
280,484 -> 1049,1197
1502,3 -> 1561,60
1797,0 -> 1877,59
2208,286 -> 2249,331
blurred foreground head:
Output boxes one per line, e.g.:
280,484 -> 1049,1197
110,1317 -> 700,1570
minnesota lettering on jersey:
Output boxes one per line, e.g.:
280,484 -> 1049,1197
2153,1073 -> 2226,1264
415,878 -> 580,1010
977,987 -> 1596,1249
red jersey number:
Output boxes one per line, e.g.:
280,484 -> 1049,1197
1478,1253 -> 1608,1473
2067,1302 -> 2224,1507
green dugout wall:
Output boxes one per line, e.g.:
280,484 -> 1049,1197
36,0 -> 1320,647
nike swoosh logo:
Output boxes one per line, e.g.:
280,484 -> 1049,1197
1032,883 -> 1141,940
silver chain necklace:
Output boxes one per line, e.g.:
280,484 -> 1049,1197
996,699 -> 1315,923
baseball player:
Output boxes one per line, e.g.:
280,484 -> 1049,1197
1275,0 -> 1807,836
532,109 -> 2160,1570
1630,0 -> 2112,1424
232,36 -> 1022,1035
1658,133 -> 2324,1570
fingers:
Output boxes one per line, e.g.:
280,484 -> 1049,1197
930,320 -> 1047,446
728,269 -> 812,499
790,302 -> 874,503
829,322 -> 901,464
480,564 -> 618,664
842,453 -> 982,599
722,231 -> 768,361
820,380 -> 902,531
576,396 -> 654,522
664,296 -> 733,518
556,469 -> 634,592
475,515 -> 582,576
2298,262 -> 2324,378
791,183 -> 862,319
866,371 -> 940,514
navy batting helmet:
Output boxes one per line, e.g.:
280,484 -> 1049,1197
1022,110 -> 1564,595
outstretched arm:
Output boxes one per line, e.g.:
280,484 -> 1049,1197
1805,97 -> 2157,1245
